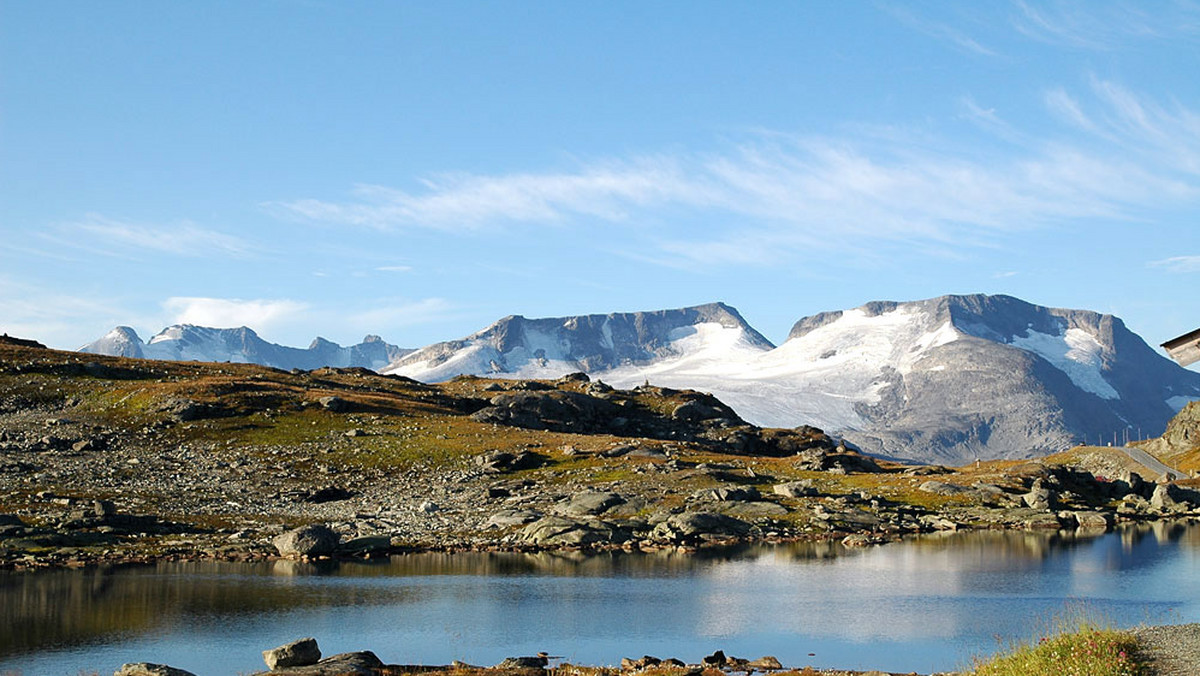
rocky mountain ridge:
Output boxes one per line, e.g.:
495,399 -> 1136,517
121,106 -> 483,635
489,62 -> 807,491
386,295 -> 1200,464
81,325 -> 411,372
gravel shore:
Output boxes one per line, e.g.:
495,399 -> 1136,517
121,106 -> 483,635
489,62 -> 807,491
1134,624 -> 1200,675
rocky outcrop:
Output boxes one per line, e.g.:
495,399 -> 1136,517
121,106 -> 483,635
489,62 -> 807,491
114,664 -> 197,676
273,525 -> 340,558
263,638 -> 321,670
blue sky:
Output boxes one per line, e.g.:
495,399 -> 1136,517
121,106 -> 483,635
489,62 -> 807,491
3,1 -> 1200,356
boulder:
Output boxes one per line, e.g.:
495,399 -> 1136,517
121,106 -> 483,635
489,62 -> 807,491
773,481 -> 817,498
252,651 -> 384,676
496,654 -> 549,669
317,396 -> 349,412
555,491 -> 625,517
720,501 -> 789,518
918,481 -> 973,496
1021,484 -> 1053,511
114,664 -> 197,676
747,656 -> 783,670
1070,511 -> 1113,530
485,509 -> 541,529
1118,494 -> 1151,516
263,638 -> 322,670
519,516 -> 627,546
650,511 -> 749,543
273,525 -> 340,558
693,486 -> 760,502
1150,484 -> 1189,513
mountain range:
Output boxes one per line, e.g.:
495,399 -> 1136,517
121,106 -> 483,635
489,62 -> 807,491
80,295 -> 1200,464
80,325 -> 411,372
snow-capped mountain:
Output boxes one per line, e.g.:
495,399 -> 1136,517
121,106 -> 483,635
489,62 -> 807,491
384,302 -> 774,382
80,325 -> 411,372
386,295 -> 1200,464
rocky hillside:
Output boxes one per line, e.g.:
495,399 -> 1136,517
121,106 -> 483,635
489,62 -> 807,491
6,336 -> 1188,571
81,325 -> 411,371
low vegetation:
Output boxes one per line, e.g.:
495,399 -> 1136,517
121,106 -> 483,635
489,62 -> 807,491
969,622 -> 1147,676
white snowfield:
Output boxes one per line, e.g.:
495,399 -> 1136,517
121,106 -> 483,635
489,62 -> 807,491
1009,326 -> 1118,399
388,304 -> 1127,433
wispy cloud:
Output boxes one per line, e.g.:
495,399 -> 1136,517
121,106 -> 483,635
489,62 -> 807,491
1011,0 -> 1200,49
271,82 -> 1200,268
376,265 -> 413,273
1150,256 -> 1200,273
49,214 -> 253,259
883,4 -> 997,56
265,158 -> 700,231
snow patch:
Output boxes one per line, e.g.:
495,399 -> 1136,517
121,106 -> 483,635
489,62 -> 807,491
605,308 -> 963,432
1009,327 -> 1119,399
1167,395 -> 1200,412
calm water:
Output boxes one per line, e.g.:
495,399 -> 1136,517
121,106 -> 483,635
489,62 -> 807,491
3,522 -> 1200,675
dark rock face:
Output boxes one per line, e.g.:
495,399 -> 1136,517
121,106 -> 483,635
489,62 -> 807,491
273,525 -> 340,558
470,390 -> 623,432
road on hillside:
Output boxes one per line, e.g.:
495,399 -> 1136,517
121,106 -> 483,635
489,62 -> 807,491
1118,445 -> 1185,480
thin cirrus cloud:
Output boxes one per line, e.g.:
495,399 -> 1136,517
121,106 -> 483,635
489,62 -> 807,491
53,214 -> 253,258
1150,256 -> 1200,273
270,82 -> 1200,267
1010,0 -> 1200,50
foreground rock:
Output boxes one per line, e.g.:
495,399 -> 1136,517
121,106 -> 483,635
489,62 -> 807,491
263,637 -> 321,670
273,525 -> 340,558
114,664 -> 197,676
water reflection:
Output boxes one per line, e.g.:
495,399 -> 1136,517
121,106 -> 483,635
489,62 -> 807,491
2,521 -> 1199,675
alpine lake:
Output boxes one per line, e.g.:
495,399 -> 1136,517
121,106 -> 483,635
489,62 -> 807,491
4,521 -> 1200,676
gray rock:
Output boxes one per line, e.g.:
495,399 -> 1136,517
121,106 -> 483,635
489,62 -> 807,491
485,509 -> 541,529
650,511 -> 749,543
693,486 -> 760,502
720,501 -> 789,518
496,654 -> 549,669
1150,483 -> 1188,513
317,396 -> 349,412
1118,494 -> 1151,516
773,481 -> 817,498
555,491 -> 625,517
1021,485 -> 1053,510
519,516 -> 626,546
1070,511 -> 1113,530
251,651 -> 384,676
114,664 -> 197,676
918,481 -> 973,496
264,637 -> 322,670
273,525 -> 340,558
748,656 -> 783,670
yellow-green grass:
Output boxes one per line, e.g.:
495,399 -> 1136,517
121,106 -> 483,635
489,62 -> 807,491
970,622 -> 1146,676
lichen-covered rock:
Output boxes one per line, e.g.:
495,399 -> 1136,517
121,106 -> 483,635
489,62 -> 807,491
263,637 -> 322,670
773,481 -> 817,498
251,651 -> 383,676
114,664 -> 197,676
555,491 -> 625,517
650,511 -> 749,543
273,525 -> 339,558
519,516 -> 628,546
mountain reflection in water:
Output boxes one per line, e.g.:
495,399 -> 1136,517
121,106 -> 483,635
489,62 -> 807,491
2,521 -> 1199,675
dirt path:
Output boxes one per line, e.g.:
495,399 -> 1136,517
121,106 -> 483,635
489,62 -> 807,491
1134,624 -> 1200,675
